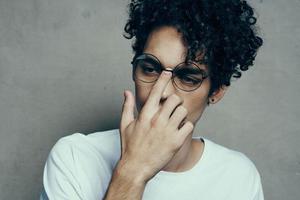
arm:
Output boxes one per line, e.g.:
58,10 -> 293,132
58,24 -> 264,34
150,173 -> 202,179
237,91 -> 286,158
41,137 -> 86,200
103,72 -> 194,199
103,160 -> 147,200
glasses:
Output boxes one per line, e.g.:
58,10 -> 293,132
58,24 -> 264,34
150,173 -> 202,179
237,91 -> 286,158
131,53 -> 209,92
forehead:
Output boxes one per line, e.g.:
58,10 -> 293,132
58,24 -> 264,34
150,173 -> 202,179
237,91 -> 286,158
143,26 -> 207,71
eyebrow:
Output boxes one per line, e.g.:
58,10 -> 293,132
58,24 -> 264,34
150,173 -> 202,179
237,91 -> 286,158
141,53 -> 208,73
176,67 -> 207,75
159,61 -> 208,74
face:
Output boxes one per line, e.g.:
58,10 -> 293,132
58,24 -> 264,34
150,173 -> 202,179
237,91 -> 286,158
133,26 -> 225,126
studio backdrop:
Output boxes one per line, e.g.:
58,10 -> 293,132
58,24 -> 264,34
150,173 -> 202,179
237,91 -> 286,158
0,0 -> 299,199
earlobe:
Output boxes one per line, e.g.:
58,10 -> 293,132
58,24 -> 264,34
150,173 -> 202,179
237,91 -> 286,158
208,85 -> 228,104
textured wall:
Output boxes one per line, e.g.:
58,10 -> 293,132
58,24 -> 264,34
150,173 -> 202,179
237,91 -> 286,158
0,0 -> 299,199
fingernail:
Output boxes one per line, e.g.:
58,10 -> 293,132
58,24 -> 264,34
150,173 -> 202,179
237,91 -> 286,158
163,70 -> 172,76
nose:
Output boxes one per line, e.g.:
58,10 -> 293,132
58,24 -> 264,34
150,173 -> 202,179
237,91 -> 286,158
160,77 -> 176,103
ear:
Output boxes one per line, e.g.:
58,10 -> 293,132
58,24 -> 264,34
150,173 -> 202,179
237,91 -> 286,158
208,85 -> 228,104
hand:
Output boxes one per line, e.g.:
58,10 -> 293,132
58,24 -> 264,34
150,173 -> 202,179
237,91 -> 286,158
118,71 -> 194,181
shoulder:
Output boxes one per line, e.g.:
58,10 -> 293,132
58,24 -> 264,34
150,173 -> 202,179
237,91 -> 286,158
204,138 -> 262,182
205,138 -> 258,168
42,129 -> 121,199
50,128 -> 121,167
203,138 -> 264,198
55,128 -> 120,146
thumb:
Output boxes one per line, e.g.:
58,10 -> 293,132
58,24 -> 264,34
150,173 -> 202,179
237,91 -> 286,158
120,90 -> 135,132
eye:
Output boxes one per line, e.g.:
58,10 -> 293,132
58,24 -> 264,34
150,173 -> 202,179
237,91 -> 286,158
142,65 -> 156,73
180,75 -> 202,85
139,63 -> 160,75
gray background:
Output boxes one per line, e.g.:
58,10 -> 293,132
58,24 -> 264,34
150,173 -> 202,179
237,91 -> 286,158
0,0 -> 299,199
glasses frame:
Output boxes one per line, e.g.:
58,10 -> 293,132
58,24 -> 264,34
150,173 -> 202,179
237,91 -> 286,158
131,53 -> 209,92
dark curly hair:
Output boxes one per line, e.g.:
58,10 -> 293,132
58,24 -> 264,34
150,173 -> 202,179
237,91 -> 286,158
123,0 -> 263,103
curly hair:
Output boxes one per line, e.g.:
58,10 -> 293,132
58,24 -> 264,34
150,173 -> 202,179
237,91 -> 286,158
123,0 -> 263,101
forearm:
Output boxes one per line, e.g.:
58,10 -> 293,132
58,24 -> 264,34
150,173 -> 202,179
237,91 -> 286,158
103,160 -> 148,200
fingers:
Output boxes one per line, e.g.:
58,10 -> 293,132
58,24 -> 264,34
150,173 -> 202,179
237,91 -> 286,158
143,71 -> 172,111
177,121 -> 194,143
168,105 -> 188,128
159,94 -> 183,119
120,90 -> 135,132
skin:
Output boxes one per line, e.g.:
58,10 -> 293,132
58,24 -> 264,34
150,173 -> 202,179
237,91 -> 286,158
134,26 -> 228,172
104,26 -> 228,200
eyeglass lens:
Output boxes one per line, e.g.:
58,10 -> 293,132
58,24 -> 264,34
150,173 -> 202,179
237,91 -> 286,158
133,54 -> 207,91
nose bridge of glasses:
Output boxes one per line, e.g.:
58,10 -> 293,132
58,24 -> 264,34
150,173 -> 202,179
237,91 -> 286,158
163,67 -> 174,74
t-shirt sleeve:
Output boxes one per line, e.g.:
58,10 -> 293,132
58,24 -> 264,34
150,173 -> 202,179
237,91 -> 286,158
40,130 -> 120,200
42,137 -> 85,200
252,169 -> 264,200
227,151 -> 265,200
41,134 -> 113,200
240,153 -> 265,200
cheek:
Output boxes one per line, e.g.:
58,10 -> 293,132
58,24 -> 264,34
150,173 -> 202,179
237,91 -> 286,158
183,92 -> 209,123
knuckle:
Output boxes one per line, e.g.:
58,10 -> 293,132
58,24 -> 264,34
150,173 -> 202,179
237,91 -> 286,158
150,112 -> 161,127
150,118 -> 157,128
190,122 -> 194,129
171,139 -> 181,149
123,101 -> 131,109
170,94 -> 182,103
178,106 -> 188,115
138,112 -> 151,122
185,121 -> 194,130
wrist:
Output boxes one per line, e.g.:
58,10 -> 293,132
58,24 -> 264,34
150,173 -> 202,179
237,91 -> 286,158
114,158 -> 149,184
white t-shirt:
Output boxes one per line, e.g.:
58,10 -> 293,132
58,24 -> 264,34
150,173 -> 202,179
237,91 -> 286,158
40,129 -> 264,200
